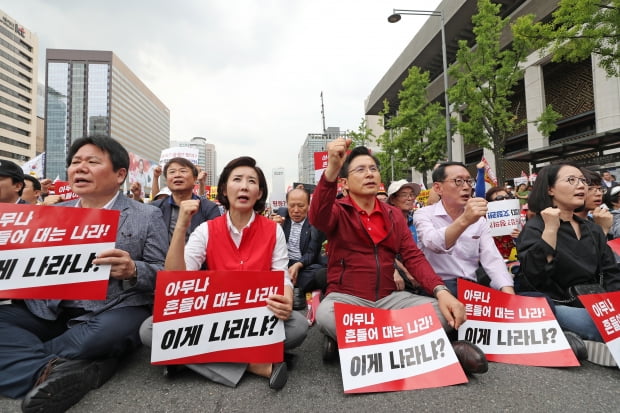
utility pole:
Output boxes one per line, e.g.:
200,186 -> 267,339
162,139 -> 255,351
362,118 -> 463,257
320,91 -> 326,134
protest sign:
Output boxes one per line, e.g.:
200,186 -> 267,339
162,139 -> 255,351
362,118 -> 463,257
0,204 -> 118,299
159,147 -> 199,166
457,279 -> 578,366
579,291 -> 620,367
486,198 -> 521,236
314,151 -> 328,184
53,180 -> 79,201
334,302 -> 467,393
151,270 -> 285,365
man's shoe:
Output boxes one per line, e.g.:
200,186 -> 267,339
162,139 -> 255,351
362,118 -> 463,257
322,335 -> 338,362
452,340 -> 488,374
563,331 -> 587,361
269,362 -> 288,390
585,340 -> 617,367
292,288 -> 306,311
22,358 -> 118,413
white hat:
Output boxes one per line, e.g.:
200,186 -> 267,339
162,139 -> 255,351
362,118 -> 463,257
154,187 -> 171,199
387,179 -> 421,198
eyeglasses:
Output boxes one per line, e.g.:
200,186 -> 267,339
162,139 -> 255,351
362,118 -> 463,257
348,165 -> 379,175
587,186 -> 607,194
397,192 -> 416,199
493,195 -> 509,201
440,178 -> 475,188
562,176 -> 589,186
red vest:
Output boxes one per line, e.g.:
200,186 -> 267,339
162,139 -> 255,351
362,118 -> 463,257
206,214 -> 276,271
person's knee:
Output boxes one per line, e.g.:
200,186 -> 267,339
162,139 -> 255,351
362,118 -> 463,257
315,301 -> 336,339
139,316 -> 153,348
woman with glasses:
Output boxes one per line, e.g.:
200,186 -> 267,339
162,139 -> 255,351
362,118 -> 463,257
516,163 -> 620,366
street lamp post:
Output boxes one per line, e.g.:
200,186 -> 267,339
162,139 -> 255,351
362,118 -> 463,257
388,8 -> 452,161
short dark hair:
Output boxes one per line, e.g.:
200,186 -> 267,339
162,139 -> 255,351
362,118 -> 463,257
23,175 -> 41,191
485,186 -> 507,202
66,136 -> 129,183
286,186 -> 310,204
163,157 -> 198,178
528,163 -> 579,213
581,168 -> 601,186
339,146 -> 380,178
432,161 -> 467,183
217,156 -> 268,212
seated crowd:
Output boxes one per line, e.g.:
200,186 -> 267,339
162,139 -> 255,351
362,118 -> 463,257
0,136 -> 618,413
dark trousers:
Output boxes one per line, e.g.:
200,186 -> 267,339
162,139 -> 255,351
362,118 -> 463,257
0,301 -> 149,398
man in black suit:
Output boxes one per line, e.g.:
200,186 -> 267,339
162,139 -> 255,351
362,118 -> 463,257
276,187 -> 326,310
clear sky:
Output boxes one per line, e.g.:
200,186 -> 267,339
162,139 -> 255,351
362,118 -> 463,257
8,0 -> 441,192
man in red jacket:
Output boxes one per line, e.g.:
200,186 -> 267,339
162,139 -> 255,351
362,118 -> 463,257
309,138 -> 487,374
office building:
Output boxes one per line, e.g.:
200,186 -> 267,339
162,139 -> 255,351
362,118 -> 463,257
0,9 -> 37,164
298,127 -> 348,185
44,49 -> 170,184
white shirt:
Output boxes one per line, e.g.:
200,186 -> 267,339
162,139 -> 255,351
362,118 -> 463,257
184,211 -> 292,288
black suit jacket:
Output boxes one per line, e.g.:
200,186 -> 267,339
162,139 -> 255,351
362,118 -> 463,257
152,194 -> 220,243
280,208 -> 325,268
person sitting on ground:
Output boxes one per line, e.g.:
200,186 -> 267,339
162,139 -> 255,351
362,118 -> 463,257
515,183 -> 530,207
414,162 -> 515,296
309,138 -> 488,375
484,186 -> 520,261
575,168 -> 613,237
517,163 -> 620,366
150,157 -> 220,244
0,136 -> 168,412
21,175 -> 42,205
141,156 -> 308,389
604,186 -> 620,239
271,186 -> 326,311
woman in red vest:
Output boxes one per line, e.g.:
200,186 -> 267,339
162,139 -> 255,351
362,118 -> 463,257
159,156 -> 307,389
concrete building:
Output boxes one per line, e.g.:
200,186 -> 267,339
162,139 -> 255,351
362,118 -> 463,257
0,9 -> 37,164
44,49 -> 170,182
298,127 -> 349,185
365,0 -> 620,180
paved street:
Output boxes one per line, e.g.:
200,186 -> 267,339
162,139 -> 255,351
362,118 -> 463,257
1,320 -> 619,413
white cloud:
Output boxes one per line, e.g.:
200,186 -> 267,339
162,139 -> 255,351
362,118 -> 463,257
8,0 -> 441,193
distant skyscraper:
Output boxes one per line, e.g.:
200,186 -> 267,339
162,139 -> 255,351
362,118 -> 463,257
0,9 -> 38,164
298,127 -> 348,184
170,137 -> 217,186
44,49 -> 170,181
271,167 -> 286,211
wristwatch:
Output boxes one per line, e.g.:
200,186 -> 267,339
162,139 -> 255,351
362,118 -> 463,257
433,285 -> 450,298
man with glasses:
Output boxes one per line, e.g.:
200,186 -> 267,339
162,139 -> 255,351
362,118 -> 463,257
577,168 -> 613,237
415,162 -> 515,296
309,140 -> 488,375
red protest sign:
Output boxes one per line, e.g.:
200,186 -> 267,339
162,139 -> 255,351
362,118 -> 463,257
151,270 -> 285,365
457,279 -> 578,366
53,180 -> 79,201
578,291 -> 620,366
334,302 -> 467,393
0,204 -> 118,299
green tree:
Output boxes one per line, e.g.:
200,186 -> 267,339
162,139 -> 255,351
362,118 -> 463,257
377,66 -> 446,186
347,118 -> 375,147
449,0 -> 558,183
513,0 -> 620,77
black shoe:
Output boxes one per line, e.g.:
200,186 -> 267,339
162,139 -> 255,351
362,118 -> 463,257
293,288 -> 306,311
564,331 -> 587,361
22,358 -> 118,413
269,362 -> 288,390
451,340 -> 488,374
322,335 -> 338,362
163,364 -> 186,378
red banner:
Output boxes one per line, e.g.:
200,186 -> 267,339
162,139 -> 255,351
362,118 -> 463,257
578,291 -> 620,366
0,204 -> 118,299
457,279 -> 578,366
52,180 -> 79,200
334,302 -> 467,393
151,270 -> 285,365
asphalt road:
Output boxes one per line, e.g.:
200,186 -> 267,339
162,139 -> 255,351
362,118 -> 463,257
1,320 -> 619,413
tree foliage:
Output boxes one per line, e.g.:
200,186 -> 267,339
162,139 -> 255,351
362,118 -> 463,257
448,0 -> 558,183
377,66 -> 446,186
347,118 -> 375,148
513,0 -> 620,77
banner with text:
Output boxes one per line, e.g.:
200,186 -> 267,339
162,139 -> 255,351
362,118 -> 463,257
457,279 -> 578,366
314,151 -> 328,184
486,199 -> 521,236
159,147 -> 200,166
151,270 -> 285,365
579,291 -> 620,368
334,302 -> 467,393
52,180 -> 79,201
0,204 -> 118,299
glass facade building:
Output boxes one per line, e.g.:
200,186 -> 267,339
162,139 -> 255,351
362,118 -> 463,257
45,50 -> 169,180
0,9 -> 38,164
